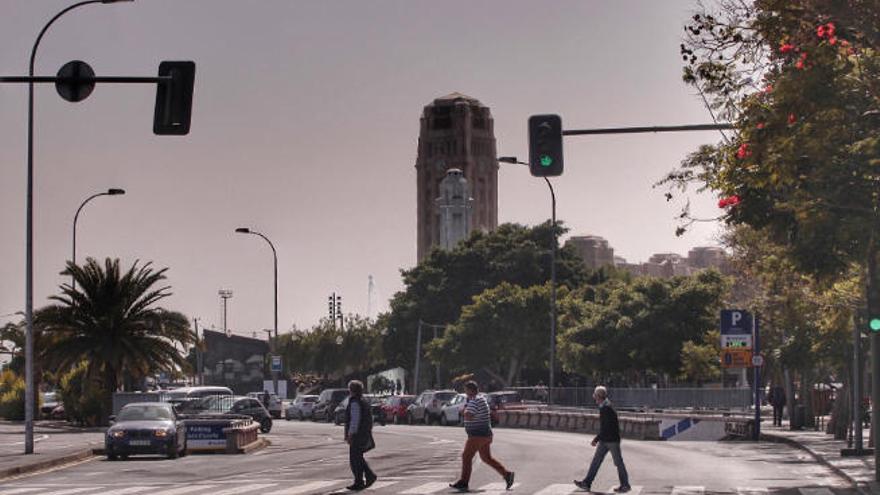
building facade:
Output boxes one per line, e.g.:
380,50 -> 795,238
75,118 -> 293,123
565,235 -> 616,270
416,93 -> 498,261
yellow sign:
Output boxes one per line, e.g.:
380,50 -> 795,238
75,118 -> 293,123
721,349 -> 752,368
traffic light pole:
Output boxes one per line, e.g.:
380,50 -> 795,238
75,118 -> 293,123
546,177 -> 557,406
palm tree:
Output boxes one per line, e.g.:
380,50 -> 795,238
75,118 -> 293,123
37,258 -> 194,418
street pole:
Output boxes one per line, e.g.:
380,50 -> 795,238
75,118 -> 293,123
72,188 -> 125,291
753,313 -> 761,441
235,228 -> 279,395
193,317 -> 202,386
414,320 -> 422,395
22,0 -> 132,455
869,239 -> 880,480
545,177 -> 557,406
854,314 -> 863,451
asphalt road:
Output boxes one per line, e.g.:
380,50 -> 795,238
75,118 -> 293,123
0,420 -> 857,495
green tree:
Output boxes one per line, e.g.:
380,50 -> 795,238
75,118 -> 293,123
36,258 -> 193,422
679,330 -> 722,385
427,283 -> 557,388
384,222 -> 589,375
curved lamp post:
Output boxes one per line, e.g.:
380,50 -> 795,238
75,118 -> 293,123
498,156 -> 557,405
23,0 -> 134,455
72,188 -> 125,290
235,227 -> 279,395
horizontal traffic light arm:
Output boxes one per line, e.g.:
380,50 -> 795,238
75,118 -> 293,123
562,123 -> 734,136
0,75 -> 170,84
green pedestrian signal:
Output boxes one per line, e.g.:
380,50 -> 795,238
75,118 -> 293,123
871,318 -> 880,332
528,114 -> 564,177
540,155 -> 553,167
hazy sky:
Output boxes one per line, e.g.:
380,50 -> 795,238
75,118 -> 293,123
1,0 -> 727,337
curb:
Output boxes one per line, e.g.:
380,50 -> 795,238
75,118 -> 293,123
0,448 -> 96,480
240,437 -> 271,454
760,432 -> 871,495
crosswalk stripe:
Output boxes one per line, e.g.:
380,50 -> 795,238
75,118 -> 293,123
477,482 -> 520,493
267,481 -> 342,494
671,487 -> 705,495
399,482 -> 450,494
151,485 -> 218,495
366,481 -> 399,490
0,489 -> 44,495
798,489 -> 834,495
98,487 -> 159,495
211,483 -> 278,495
737,488 -> 769,495
607,486 -> 643,495
533,484 -> 577,495
35,488 -> 103,495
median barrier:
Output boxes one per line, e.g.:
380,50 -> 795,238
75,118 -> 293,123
225,420 -> 262,453
496,410 -> 661,440
183,415 -> 265,454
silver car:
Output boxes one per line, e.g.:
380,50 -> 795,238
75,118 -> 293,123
285,395 -> 318,420
439,393 -> 467,426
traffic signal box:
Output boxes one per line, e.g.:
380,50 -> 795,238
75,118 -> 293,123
869,277 -> 880,333
153,61 -> 195,135
528,114 -> 564,177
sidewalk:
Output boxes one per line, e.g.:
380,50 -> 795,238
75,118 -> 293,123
761,421 -> 877,495
0,420 -> 104,479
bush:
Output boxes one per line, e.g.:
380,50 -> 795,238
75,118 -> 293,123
58,362 -> 107,426
0,373 -> 26,420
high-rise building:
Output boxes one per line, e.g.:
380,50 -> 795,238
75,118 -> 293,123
687,246 -> 727,270
566,235 -> 615,270
436,169 -> 474,251
415,93 -> 498,261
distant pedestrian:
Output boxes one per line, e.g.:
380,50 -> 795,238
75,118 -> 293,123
344,380 -> 377,491
768,384 -> 786,427
574,386 -> 630,493
449,380 -> 515,493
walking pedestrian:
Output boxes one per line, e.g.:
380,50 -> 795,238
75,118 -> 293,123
768,384 -> 786,427
574,386 -> 630,493
344,380 -> 377,491
449,380 -> 515,492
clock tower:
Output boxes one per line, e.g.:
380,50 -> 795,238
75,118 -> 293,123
415,93 -> 498,261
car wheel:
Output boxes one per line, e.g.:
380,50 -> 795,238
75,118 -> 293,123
106,454 -> 118,461
119,454 -> 129,461
407,413 -> 414,425
424,413 -> 431,425
167,444 -> 179,459
260,418 -> 273,433
440,414 -> 448,426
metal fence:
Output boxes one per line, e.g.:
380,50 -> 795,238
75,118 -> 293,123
510,386 -> 753,411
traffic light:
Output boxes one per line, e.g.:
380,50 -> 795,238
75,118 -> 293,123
153,61 -> 195,135
528,114 -> 564,177
869,279 -> 880,333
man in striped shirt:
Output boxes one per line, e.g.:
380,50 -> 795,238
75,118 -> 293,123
449,381 -> 515,492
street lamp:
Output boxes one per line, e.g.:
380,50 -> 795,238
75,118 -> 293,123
235,227 -> 279,395
21,0 -> 134,455
498,156 -> 558,405
72,188 -> 125,290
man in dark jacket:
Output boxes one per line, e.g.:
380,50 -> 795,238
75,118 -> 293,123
344,380 -> 376,491
768,384 -> 786,427
574,386 -> 630,493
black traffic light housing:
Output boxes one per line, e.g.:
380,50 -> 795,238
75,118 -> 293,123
528,114 -> 564,177
153,61 -> 195,135
869,278 -> 880,333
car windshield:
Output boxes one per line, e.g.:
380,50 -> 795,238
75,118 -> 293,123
118,405 -> 173,421
435,392 -> 457,402
303,397 -> 317,403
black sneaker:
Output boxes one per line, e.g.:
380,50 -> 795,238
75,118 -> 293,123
365,474 -> 377,488
613,486 -> 631,493
449,480 -> 469,492
504,471 -> 515,490
346,483 -> 366,491
573,480 -> 591,491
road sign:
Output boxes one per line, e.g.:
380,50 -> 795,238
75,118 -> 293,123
722,349 -> 752,368
721,334 -> 752,349
721,309 -> 753,335
56,60 -> 95,102
271,355 -> 282,373
752,354 -> 764,367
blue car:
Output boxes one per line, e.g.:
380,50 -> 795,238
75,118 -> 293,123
106,402 -> 187,460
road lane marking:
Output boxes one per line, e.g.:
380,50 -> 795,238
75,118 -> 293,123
99,487 -> 158,495
737,488 -> 768,495
533,484 -> 577,495
798,489 -> 834,495
0,489 -> 44,495
477,482 -> 520,493
606,487 -> 642,495
400,482 -> 449,494
211,484 -> 277,495
671,487 -> 704,495
151,485 -> 219,495
268,481 -> 343,494
366,481 -> 398,490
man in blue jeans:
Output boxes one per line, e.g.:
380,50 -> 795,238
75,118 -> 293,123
574,386 -> 630,493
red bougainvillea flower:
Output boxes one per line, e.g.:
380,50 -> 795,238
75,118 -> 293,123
718,195 -> 741,208
795,59 -> 805,69
829,36 -> 837,45
826,22 -> 835,37
756,122 -> 765,130
736,143 -> 751,159
763,84 -> 773,94
788,113 -> 797,124
817,22 -> 836,39
817,25 -> 826,37
780,43 -> 795,54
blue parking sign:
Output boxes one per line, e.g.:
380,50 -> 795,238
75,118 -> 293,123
721,310 -> 753,335
271,355 -> 282,372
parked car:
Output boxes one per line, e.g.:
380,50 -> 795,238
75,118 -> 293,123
333,395 -> 387,426
41,391 -> 59,417
200,395 -> 273,433
247,391 -> 283,419
407,390 -> 458,425
312,388 -> 350,422
439,393 -> 467,426
381,395 -> 415,424
163,386 -> 233,413
105,402 -> 187,460
487,391 -> 525,425
285,394 -> 318,420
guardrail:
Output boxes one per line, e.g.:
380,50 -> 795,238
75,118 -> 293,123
224,420 -> 260,453
496,409 -> 661,440
509,387 -> 754,410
